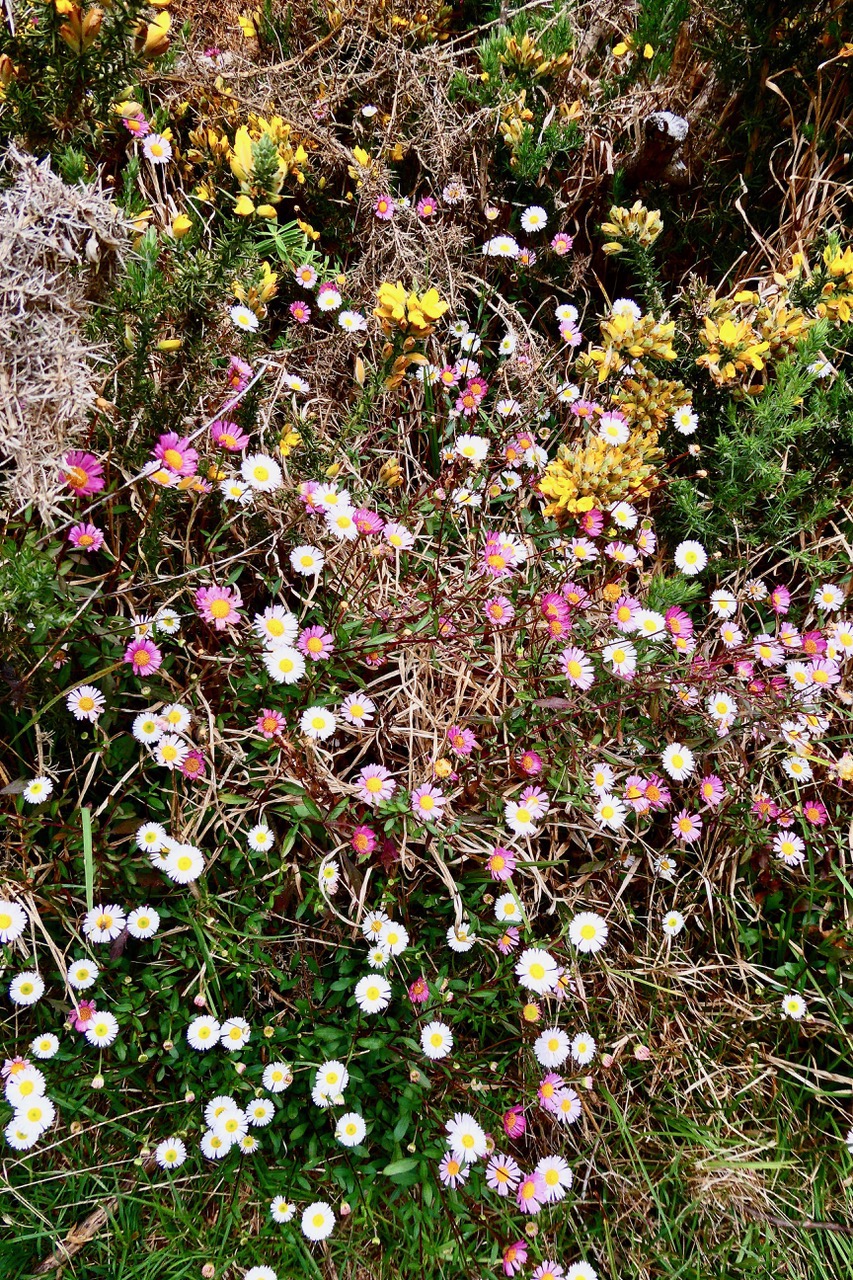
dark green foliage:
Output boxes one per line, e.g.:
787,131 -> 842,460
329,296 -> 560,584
664,323 -> 853,564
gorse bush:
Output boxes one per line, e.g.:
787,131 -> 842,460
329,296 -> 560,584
2,3 -> 853,1280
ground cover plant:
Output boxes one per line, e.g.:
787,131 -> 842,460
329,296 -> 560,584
2,2 -> 853,1278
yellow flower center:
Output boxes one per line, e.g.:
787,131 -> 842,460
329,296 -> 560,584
163,448 -> 184,470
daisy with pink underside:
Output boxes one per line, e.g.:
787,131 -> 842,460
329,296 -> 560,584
411,783 -> 447,823
298,626 -> 334,661
355,764 -> 396,806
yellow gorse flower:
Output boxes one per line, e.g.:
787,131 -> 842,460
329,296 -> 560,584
374,282 -> 448,338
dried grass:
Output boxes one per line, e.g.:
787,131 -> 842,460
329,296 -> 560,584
0,146 -> 130,521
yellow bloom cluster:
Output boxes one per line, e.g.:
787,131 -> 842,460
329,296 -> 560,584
498,33 -> 570,77
374,282 -> 448,337
601,202 -> 663,254
499,93 -> 534,161
577,311 -> 678,383
696,288 -> 810,392
539,427 -> 663,521
611,373 -> 692,432
814,243 -> 853,322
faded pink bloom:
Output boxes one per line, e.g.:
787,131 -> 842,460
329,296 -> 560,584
503,1241 -> 528,1276
70,999 -> 97,1032
447,724 -> 476,756
180,750 -> 207,781
298,625 -> 334,661
551,231 -> 573,255
497,927 -> 520,954
487,846 -> 516,881
408,976 -> 430,1004
226,356 -> 253,391
351,825 -> 377,856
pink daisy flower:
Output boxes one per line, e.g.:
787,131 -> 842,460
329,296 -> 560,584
68,523 -> 104,552
153,433 -> 198,478
665,605 -> 693,641
466,376 -> 489,401
438,1151 -> 469,1188
699,774 -> 725,807
438,364 -> 459,388
447,725 -> 476,756
502,1105 -> 525,1138
532,1264 -> 566,1280
611,595 -> 640,631
373,194 -> 395,220
560,646 -> 595,690
70,999 -> 97,1033
289,299 -> 311,324
416,195 -> 437,218
623,775 -> 650,814
672,809 -> 703,844
801,630 -> 827,657
408,976 -> 430,1004
210,419 -> 250,452
256,709 -> 285,739
636,526 -> 657,555
484,595 -> 515,626
643,775 -> 671,810
355,764 -> 396,806
226,356 -> 253,391
517,749 -> 543,776
578,507 -> 604,536
487,846 -> 516,881
351,825 -> 377,856
411,783 -> 447,823
770,583 -> 791,614
60,451 -> 105,497
542,592 -> 571,624
562,580 -> 590,609
195,584 -> 242,630
352,507 -> 384,534
123,637 -> 162,675
298,626 -> 334,661
497,927 -> 520,954
802,798 -> 828,826
503,1241 -> 528,1276
455,388 -> 481,418
516,1171 -> 547,1214
486,1152 -> 521,1196
180,750 -> 206,781
537,1072 -> 564,1113
122,114 -> 151,138
551,231 -> 573,255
